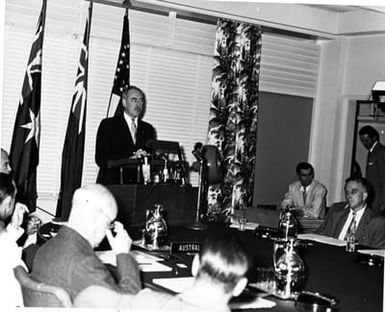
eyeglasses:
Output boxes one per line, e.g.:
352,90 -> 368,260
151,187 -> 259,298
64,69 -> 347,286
129,97 -> 144,104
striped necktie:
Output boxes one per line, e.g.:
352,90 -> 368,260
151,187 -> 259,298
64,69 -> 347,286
130,119 -> 137,144
344,211 -> 357,240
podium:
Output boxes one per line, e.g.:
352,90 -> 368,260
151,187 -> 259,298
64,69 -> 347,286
106,184 -> 198,229
107,140 -> 185,185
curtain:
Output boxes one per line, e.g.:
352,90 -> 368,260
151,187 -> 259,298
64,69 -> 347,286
206,19 -> 262,222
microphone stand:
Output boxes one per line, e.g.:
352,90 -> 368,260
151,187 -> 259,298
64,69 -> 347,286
186,157 -> 207,230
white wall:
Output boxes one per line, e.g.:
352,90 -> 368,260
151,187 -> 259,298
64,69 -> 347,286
313,33 -> 385,204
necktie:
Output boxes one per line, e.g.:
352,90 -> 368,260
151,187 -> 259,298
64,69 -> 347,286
344,211 -> 357,240
302,188 -> 307,206
130,119 -> 137,144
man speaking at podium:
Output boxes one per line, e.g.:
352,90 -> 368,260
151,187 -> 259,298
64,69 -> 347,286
95,86 -> 156,185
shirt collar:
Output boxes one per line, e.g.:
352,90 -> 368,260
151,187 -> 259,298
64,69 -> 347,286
123,112 -> 138,126
345,203 -> 367,215
300,181 -> 313,193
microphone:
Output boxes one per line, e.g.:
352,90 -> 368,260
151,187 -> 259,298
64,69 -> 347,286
192,142 -> 203,162
191,142 -> 203,172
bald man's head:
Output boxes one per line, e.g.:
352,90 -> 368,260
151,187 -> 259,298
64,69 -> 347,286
68,184 -> 118,247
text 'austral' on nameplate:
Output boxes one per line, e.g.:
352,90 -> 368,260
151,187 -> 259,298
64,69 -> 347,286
170,242 -> 201,254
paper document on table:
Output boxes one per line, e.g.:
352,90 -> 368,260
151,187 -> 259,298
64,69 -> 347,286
357,249 -> 385,257
230,297 -> 276,309
96,250 -> 163,266
95,250 -> 117,266
139,262 -> 172,272
229,222 -> 259,230
152,277 -> 194,293
131,250 -> 163,263
297,233 -> 347,247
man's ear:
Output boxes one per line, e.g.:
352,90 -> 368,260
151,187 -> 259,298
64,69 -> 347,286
191,254 -> 200,277
232,277 -> 248,297
121,96 -> 127,108
363,191 -> 368,202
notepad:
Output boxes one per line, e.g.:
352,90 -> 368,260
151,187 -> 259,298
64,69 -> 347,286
96,249 -> 172,272
229,222 -> 259,230
297,233 -> 347,247
139,262 -> 172,272
357,249 -> 385,257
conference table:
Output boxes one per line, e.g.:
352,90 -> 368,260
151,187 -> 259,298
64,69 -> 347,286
37,221 -> 383,311
126,225 -> 383,312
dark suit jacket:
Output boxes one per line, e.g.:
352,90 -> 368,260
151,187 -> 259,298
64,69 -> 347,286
317,202 -> 385,249
95,115 -> 156,185
366,142 -> 385,214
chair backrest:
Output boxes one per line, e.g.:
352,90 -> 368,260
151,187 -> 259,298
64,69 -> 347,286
13,265 -> 72,307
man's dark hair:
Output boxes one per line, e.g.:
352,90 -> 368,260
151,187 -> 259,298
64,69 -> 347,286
197,230 -> 249,293
0,173 -> 16,206
345,176 -> 370,194
122,85 -> 146,103
296,162 -> 314,175
359,125 -> 379,141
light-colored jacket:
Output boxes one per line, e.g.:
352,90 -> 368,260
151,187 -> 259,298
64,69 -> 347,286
281,179 -> 327,219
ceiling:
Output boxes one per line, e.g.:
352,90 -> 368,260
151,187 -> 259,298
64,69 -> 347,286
305,4 -> 385,14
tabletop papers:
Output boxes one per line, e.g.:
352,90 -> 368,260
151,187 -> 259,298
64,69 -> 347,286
153,276 -> 194,293
96,250 -> 172,272
229,297 -> 276,310
229,222 -> 259,231
297,233 -> 347,246
153,277 -> 276,309
357,249 -> 385,257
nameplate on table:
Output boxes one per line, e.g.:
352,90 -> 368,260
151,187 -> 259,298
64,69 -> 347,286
170,242 -> 201,254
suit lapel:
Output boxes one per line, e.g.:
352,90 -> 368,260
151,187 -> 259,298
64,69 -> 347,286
119,115 -> 135,148
334,208 -> 349,238
136,120 -> 147,148
355,209 -> 372,242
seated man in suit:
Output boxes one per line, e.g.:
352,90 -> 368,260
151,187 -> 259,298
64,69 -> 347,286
74,230 -> 250,311
317,176 -> 385,249
95,86 -> 156,185
281,162 -> 327,219
0,173 -> 29,307
31,184 -> 141,301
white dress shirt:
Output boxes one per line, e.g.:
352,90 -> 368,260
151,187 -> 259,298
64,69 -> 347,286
123,112 -> 138,144
338,205 -> 366,240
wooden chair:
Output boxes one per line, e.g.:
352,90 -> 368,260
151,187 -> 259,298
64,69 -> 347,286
13,265 -> 72,307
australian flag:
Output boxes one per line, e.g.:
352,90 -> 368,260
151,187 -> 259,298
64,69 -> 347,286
55,1 -> 93,220
10,0 -> 47,211
107,10 -> 130,117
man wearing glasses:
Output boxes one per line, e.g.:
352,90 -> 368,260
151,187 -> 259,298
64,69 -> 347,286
95,86 -> 156,185
317,177 -> 385,249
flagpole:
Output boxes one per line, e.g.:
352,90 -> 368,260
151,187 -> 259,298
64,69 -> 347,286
106,1 -> 131,117
9,0 -> 47,211
55,0 -> 93,220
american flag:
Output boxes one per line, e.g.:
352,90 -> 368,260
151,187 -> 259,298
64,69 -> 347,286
107,10 -> 130,117
56,1 -> 93,220
9,0 -> 47,211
